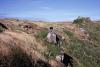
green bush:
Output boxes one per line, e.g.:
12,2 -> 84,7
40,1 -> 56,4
73,18 -> 83,24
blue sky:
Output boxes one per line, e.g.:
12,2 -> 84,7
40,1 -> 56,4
0,0 -> 100,21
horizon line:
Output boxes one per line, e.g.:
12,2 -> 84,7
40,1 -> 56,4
0,17 -> 100,22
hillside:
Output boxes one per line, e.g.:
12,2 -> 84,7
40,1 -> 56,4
0,18 -> 100,67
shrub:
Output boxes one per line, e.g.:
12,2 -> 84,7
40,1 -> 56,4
73,18 -> 83,24
73,17 -> 92,28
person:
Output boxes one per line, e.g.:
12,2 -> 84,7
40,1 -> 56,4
47,27 -> 57,44
47,27 -> 63,47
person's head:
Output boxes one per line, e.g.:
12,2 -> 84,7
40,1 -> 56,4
50,27 -> 53,30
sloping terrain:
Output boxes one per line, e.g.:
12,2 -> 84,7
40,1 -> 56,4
0,18 -> 100,67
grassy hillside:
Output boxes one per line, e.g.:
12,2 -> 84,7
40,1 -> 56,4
0,18 -> 100,67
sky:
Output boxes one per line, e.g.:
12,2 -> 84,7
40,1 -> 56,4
0,0 -> 100,21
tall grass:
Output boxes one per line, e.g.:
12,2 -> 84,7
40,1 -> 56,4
44,44 -> 61,59
62,19 -> 100,67
63,28 -> 74,38
0,46 -> 50,67
35,29 -> 48,41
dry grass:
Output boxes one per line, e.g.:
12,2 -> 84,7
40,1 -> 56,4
0,30 -> 49,67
